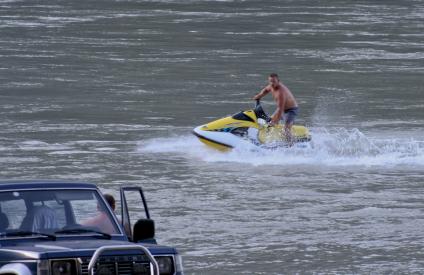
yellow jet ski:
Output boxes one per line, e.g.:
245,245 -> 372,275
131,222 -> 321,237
193,100 -> 311,151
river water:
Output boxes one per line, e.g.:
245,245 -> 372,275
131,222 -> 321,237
1,0 -> 424,274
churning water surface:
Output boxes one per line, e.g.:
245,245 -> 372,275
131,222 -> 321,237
1,0 -> 424,274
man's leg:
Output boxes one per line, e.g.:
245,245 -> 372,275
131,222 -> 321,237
284,122 -> 294,145
284,109 -> 298,146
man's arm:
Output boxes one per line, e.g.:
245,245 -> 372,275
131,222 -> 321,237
270,92 -> 285,125
253,86 -> 270,100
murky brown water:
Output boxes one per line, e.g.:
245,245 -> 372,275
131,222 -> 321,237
1,0 -> 424,273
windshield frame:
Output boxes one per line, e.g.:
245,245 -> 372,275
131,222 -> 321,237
0,187 -> 125,240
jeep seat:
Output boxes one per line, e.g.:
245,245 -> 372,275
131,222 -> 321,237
21,205 -> 58,231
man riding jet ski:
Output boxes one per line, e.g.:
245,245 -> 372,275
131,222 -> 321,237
193,73 -> 310,151
253,73 -> 298,142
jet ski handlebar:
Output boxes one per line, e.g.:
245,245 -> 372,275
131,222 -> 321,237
254,100 -> 271,122
255,99 -> 261,107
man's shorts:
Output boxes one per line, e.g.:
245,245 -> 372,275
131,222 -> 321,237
282,107 -> 298,125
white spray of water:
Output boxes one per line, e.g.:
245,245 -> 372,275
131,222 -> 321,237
138,128 -> 424,167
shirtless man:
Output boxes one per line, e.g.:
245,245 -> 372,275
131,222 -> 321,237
253,73 -> 298,142
82,193 -> 117,234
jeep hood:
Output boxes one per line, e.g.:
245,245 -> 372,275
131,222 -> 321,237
0,239 -> 176,260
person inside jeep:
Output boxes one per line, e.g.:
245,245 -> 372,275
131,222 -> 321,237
81,193 -> 117,234
104,193 -> 116,212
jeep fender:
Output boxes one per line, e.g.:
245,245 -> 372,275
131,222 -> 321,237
0,263 -> 32,275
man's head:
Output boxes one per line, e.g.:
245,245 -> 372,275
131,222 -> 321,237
103,194 -> 116,211
268,73 -> 279,88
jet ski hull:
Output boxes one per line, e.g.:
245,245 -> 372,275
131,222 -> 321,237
193,126 -> 257,151
193,126 -> 233,151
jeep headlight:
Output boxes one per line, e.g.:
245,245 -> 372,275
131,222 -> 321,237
155,256 -> 174,275
37,260 -> 49,275
51,259 -> 78,275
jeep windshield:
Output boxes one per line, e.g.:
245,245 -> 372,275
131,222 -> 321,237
0,189 -> 121,238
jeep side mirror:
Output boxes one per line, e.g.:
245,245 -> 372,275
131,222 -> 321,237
133,219 -> 155,243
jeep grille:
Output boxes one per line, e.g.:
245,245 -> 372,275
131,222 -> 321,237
80,254 -> 151,275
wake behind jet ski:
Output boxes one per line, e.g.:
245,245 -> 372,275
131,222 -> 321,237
193,100 -> 311,151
